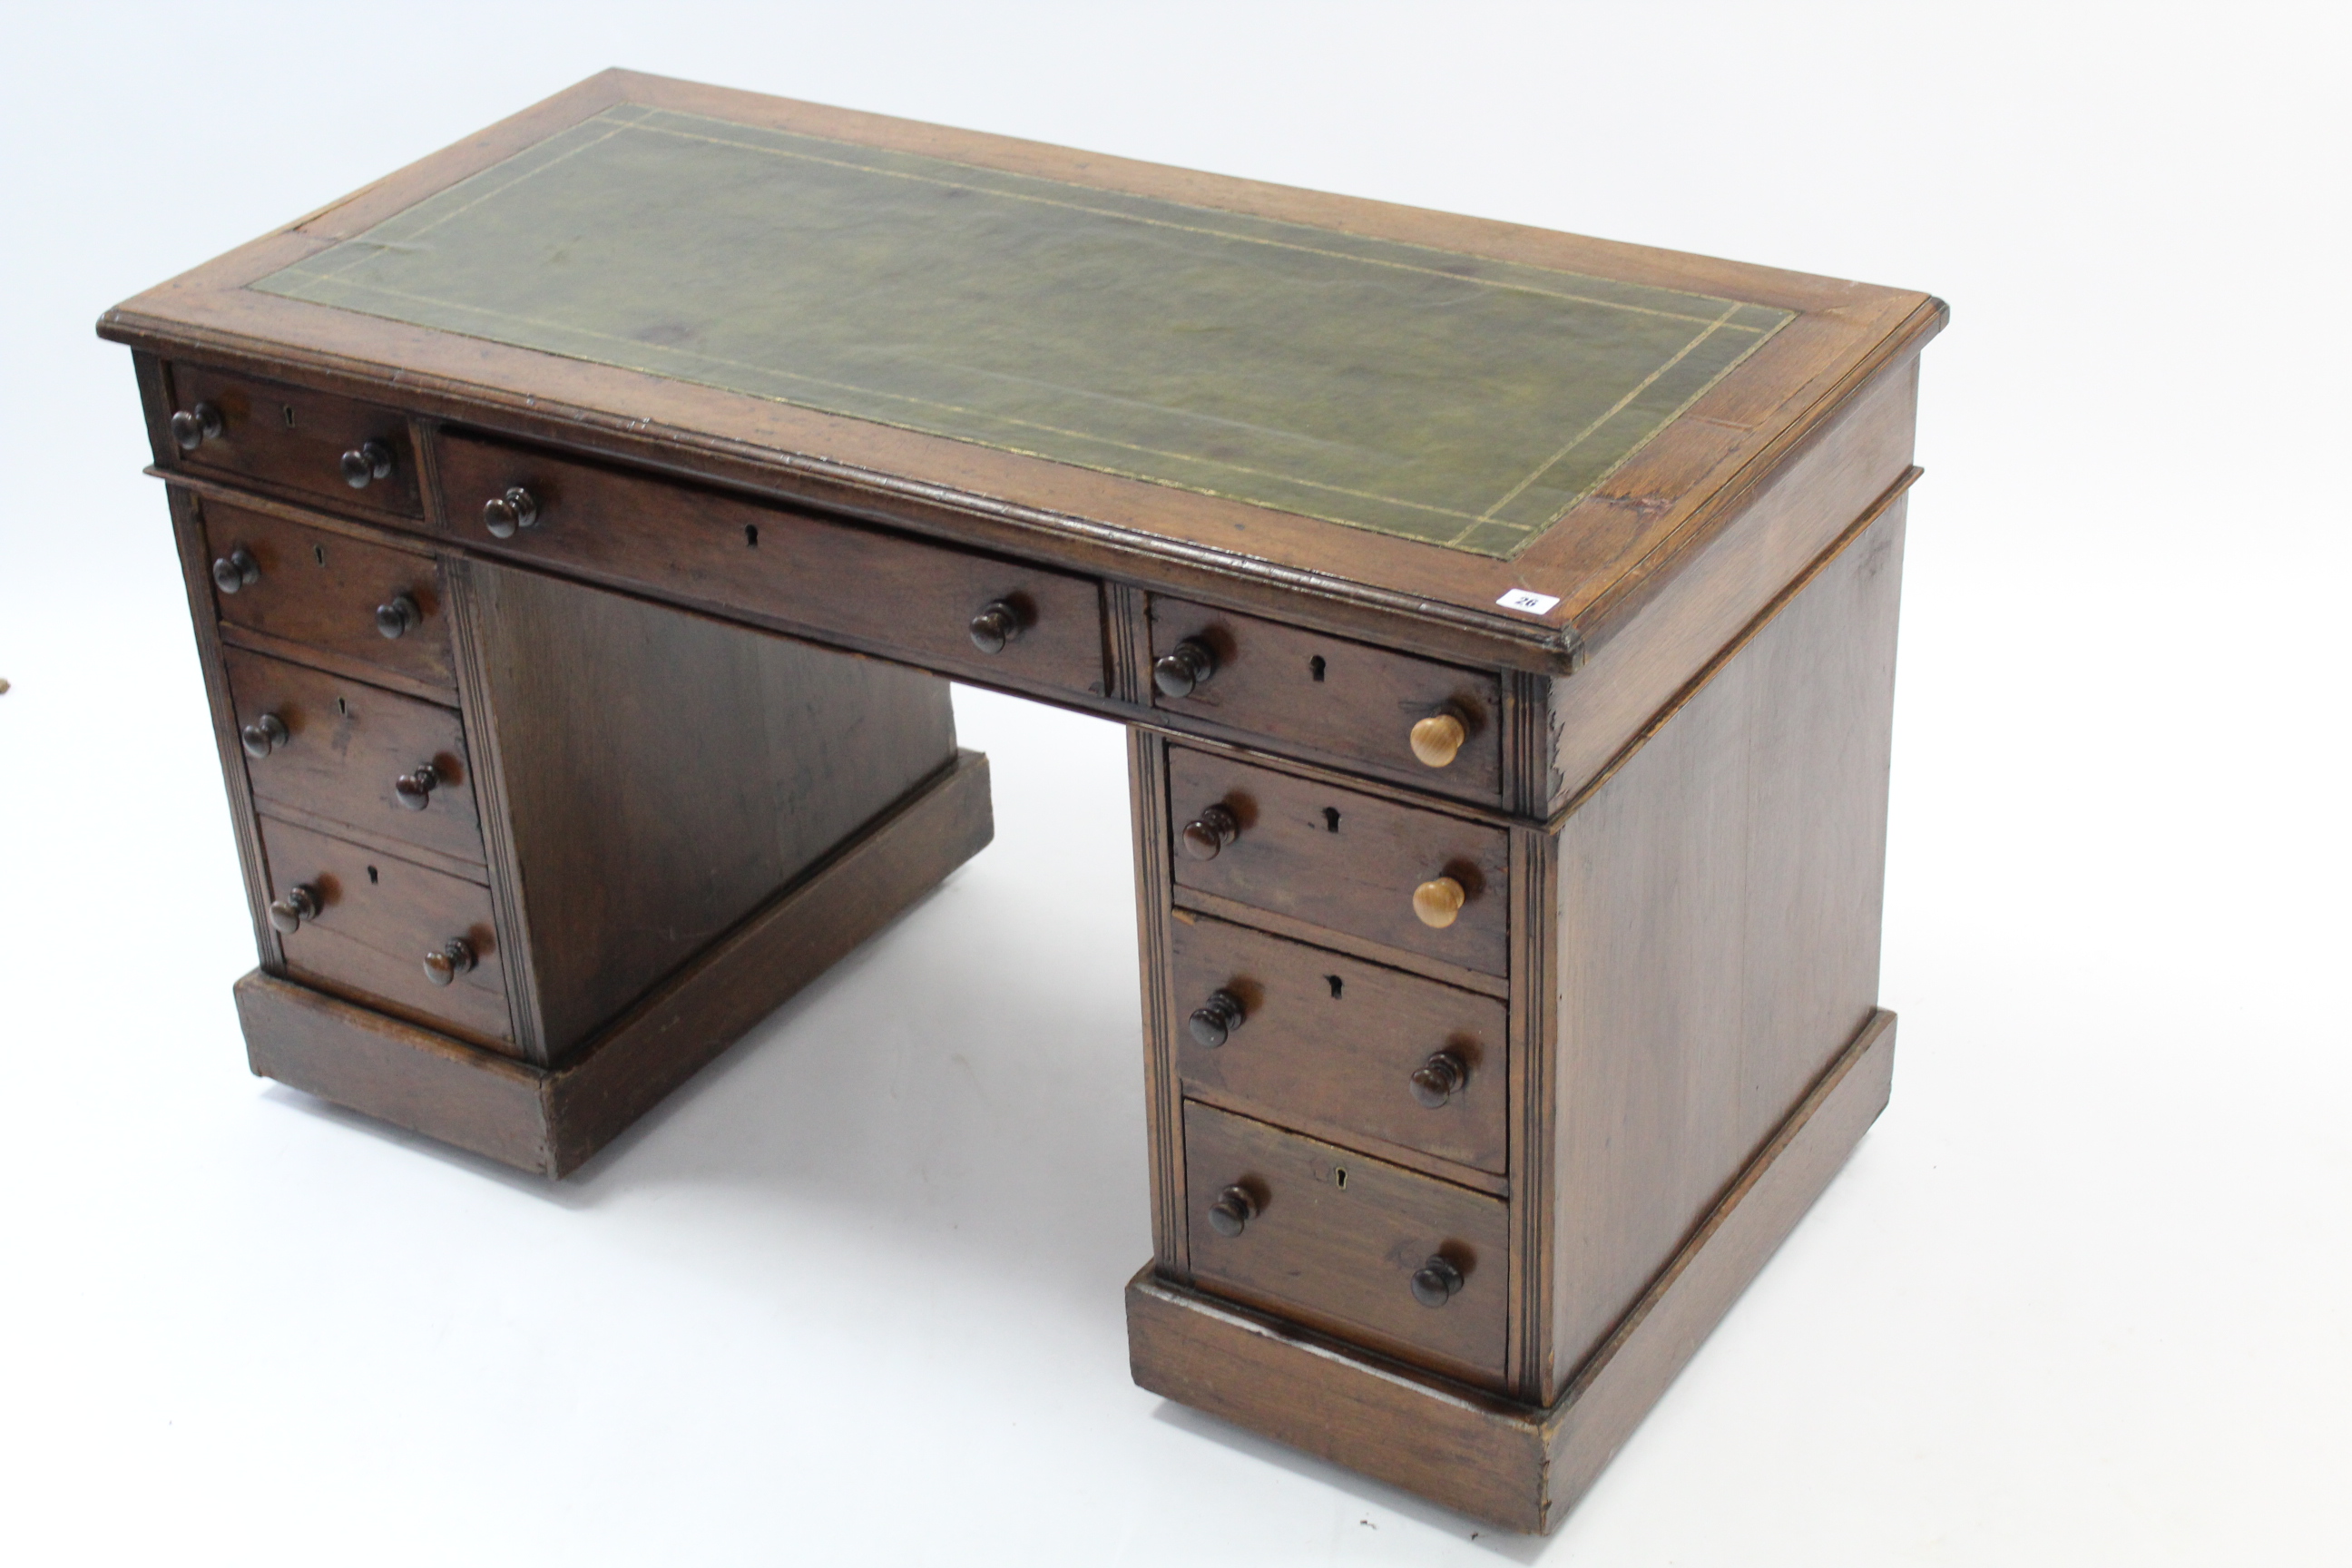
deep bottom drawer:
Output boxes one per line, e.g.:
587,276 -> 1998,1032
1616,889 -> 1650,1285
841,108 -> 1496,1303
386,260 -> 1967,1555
1184,1100 -> 1508,1389
257,816 -> 513,1049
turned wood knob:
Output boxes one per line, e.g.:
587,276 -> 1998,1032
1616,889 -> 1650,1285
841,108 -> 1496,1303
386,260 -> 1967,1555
239,711 -> 288,760
422,938 -> 476,986
211,546 -> 260,595
375,593 -> 421,640
1412,876 -> 1466,928
967,600 -> 1026,653
1181,803 -> 1240,861
1409,710 -> 1468,769
1152,639 -> 1217,699
1410,1050 -> 1468,1108
481,486 -> 540,538
1411,1255 -> 1465,1308
340,439 -> 395,489
1188,989 -> 1247,1048
267,883 -> 322,935
170,402 -> 223,452
394,762 -> 440,810
1207,1184 -> 1259,1238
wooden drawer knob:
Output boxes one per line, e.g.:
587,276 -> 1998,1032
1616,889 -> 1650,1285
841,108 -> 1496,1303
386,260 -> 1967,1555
1410,1050 -> 1467,1108
171,402 -> 224,452
1412,876 -> 1466,928
375,593 -> 421,640
422,938 -> 476,986
1188,989 -> 1247,1048
340,439 -> 395,490
481,485 -> 540,538
1152,639 -> 1217,698
394,762 -> 441,811
239,711 -> 288,760
967,599 -> 1027,653
1207,1184 -> 1259,1238
267,883 -> 322,935
1410,1254 -> 1465,1308
1409,710 -> 1467,769
1181,803 -> 1240,860
210,546 -> 260,595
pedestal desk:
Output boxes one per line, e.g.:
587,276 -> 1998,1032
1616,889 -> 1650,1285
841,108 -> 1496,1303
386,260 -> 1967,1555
101,70 -> 1944,1534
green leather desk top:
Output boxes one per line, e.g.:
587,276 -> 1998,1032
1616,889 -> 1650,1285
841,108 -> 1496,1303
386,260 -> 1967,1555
256,105 -> 1791,560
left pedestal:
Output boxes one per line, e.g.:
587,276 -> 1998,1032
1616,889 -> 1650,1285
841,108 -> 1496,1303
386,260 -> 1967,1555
168,481 -> 990,1177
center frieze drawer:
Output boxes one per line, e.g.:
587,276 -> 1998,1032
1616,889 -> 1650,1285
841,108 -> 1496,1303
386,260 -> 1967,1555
1172,913 -> 1507,1173
257,817 -> 512,1049
224,648 -> 484,867
1167,747 -> 1510,977
1183,1101 -> 1508,1389
432,429 -> 1110,699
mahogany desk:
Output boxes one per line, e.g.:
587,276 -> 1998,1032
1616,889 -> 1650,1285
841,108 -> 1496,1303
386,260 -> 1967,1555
100,70 -> 1944,1534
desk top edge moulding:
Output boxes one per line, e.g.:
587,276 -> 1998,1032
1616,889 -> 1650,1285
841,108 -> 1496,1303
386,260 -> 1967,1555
102,67 -> 1940,1536
100,67 -> 1945,675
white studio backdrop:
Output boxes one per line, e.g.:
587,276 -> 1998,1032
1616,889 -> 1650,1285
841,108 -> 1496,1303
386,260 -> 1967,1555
1,4 -> 2345,1563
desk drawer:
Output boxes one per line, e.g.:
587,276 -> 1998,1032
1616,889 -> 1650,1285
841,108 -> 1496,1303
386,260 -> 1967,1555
166,364 -> 422,518
1150,597 -> 1501,804
1172,914 -> 1507,1174
1184,1101 -> 1507,1388
199,502 -> 454,691
1168,748 -> 1509,977
258,818 -> 511,1048
225,649 -> 483,867
433,431 -> 1108,699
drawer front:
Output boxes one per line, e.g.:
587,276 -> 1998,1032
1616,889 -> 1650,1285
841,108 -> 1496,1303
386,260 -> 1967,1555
1172,914 -> 1507,1173
200,501 -> 454,691
1150,596 -> 1501,804
434,431 -> 1109,699
225,649 -> 483,866
258,818 -> 511,1046
168,364 -> 422,518
1184,1101 -> 1507,1387
1168,748 -> 1510,976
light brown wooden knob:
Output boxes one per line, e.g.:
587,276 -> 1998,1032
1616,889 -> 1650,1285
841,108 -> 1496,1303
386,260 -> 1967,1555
1412,876 -> 1466,929
1409,710 -> 1466,769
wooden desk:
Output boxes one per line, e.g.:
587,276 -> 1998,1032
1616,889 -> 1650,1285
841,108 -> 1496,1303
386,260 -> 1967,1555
100,70 -> 1943,1534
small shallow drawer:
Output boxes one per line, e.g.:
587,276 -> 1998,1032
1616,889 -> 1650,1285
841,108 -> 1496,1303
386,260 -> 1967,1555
434,430 -> 1109,699
200,501 -> 453,691
1168,747 -> 1509,978
166,364 -> 422,518
258,817 -> 511,1048
1172,914 -> 1507,1174
1184,1101 -> 1507,1389
1150,597 -> 1501,804
225,648 -> 483,867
